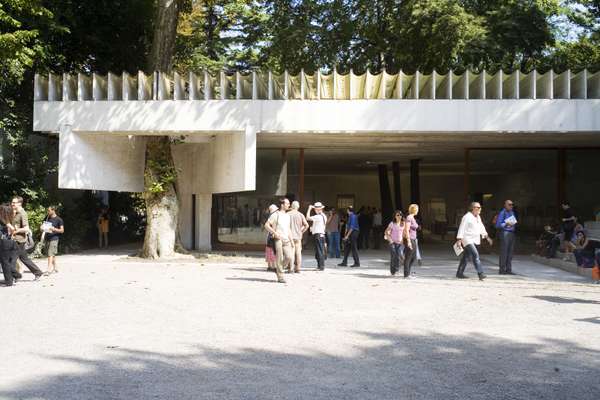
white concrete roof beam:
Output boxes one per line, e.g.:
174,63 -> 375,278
419,71 -> 435,99
394,71 -> 407,99
320,71 -> 334,99
399,71 -> 417,99
350,70 -> 366,100
467,71 -> 484,99
34,74 -> 49,101
435,72 -> 451,99
122,72 -> 136,100
92,73 -> 107,101
288,72 -> 301,100
519,70 -> 536,99
336,71 -> 350,100
304,71 -> 318,100
553,70 -> 570,99
452,71 -> 468,99
107,72 -> 122,100
62,73 -> 77,101
536,70 -> 553,99
219,71 -> 233,100
283,71 -> 290,100
502,71 -> 518,99
137,71 -> 152,100
203,71 -> 213,100
173,72 -> 186,100
377,71 -> 394,99
588,70 -> 600,99
253,70 -> 268,100
188,72 -> 199,100
485,70 -> 501,99
570,69 -> 587,99
48,73 -> 62,101
157,72 -> 172,100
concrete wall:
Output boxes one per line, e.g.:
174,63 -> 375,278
58,127 -> 146,192
34,100 -> 600,134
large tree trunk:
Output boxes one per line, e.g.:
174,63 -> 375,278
148,0 -> 182,72
142,0 -> 183,258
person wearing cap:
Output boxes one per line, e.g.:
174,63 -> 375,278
288,201 -> 309,273
307,202 -> 328,270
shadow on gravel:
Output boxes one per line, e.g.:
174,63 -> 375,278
574,317 -> 600,325
225,277 -> 278,283
527,295 -> 600,305
2,331 -> 598,400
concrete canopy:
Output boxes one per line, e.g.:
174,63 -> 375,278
32,68 -> 600,250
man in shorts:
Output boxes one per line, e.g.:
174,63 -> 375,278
44,206 -> 64,275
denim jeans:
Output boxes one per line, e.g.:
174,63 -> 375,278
499,231 -> 515,273
327,231 -> 340,258
457,243 -> 484,275
389,242 -> 404,275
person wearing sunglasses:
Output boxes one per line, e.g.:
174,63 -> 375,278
456,202 -> 493,280
495,199 -> 517,275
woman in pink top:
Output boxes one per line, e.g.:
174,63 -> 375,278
385,210 -> 406,276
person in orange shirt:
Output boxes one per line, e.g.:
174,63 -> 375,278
97,208 -> 110,248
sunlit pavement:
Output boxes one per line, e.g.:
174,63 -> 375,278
1,244 -> 598,399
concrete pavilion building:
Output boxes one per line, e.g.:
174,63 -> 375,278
33,69 -> 600,250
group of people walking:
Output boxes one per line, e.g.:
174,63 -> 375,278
263,197 -> 424,283
0,197 -> 64,287
263,196 -> 519,283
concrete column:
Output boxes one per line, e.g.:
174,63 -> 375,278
410,159 -> 421,205
298,149 -> 305,205
276,149 -> 288,196
464,149 -> 470,202
392,161 -> 403,211
196,193 -> 212,251
557,148 -> 567,211
378,164 -> 394,225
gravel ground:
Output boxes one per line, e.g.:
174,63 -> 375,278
1,244 -> 599,400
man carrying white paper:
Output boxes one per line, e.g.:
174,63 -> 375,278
455,202 -> 493,280
495,199 -> 517,275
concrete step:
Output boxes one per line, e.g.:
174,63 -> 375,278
531,254 -> 595,280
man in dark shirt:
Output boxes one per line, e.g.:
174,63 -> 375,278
44,206 -> 64,275
11,196 -> 43,280
338,206 -> 360,267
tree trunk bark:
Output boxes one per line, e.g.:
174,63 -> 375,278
141,136 -> 179,258
148,0 -> 183,72
141,0 -> 183,258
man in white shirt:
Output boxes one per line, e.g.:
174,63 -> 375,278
265,198 -> 294,283
307,202 -> 327,270
455,202 -> 493,280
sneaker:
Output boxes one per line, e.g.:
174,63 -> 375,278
337,263 -> 347,267
34,274 -> 43,281
456,274 -> 468,279
277,277 -> 286,283
478,273 -> 487,281
350,264 -> 360,268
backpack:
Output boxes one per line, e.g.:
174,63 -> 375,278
24,230 -> 35,253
